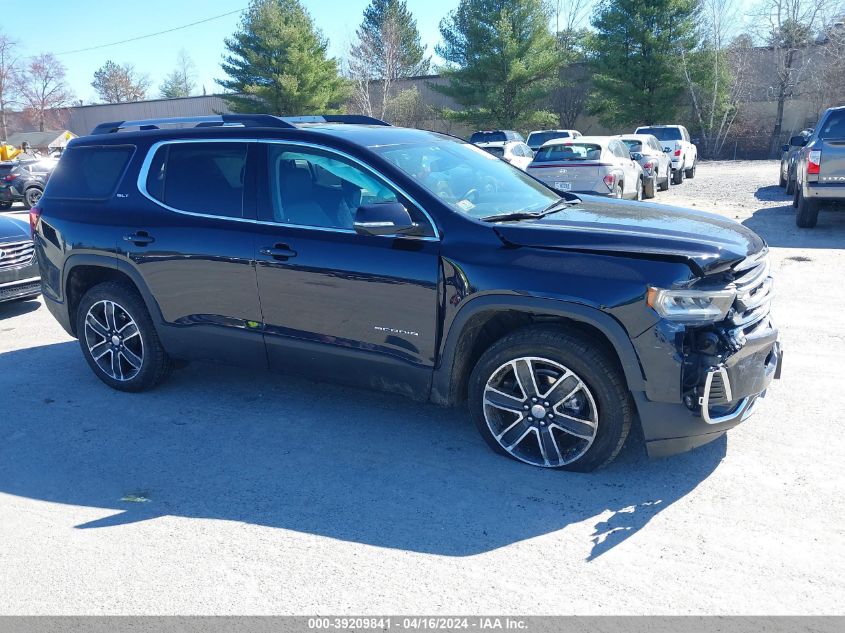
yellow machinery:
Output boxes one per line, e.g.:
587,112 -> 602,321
0,144 -> 23,161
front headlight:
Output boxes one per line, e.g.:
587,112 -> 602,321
647,287 -> 736,323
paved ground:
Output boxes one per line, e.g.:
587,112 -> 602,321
1,162 -> 844,615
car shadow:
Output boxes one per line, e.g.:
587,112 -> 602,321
0,341 -> 726,559
0,297 -> 41,319
753,184 -> 791,202
743,202 -> 845,248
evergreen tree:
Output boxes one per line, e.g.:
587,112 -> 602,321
360,0 -> 430,78
587,0 -> 700,128
434,0 -> 560,129
219,0 -> 348,114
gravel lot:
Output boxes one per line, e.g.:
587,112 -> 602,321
1,161 -> 844,615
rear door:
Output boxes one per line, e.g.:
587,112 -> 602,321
120,139 -> 266,367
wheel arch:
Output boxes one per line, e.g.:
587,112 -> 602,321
63,255 -> 164,337
431,295 -> 646,407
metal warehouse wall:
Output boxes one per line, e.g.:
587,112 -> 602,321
64,95 -> 233,136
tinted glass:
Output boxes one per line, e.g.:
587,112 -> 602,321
621,139 -> 643,152
470,131 -> 506,144
533,142 -> 603,162
483,146 -> 505,158
636,127 -> 682,141
373,137 -> 559,220
146,142 -> 247,217
527,131 -> 571,148
819,111 -> 845,139
43,145 -> 134,199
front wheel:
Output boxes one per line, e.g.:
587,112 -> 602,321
468,326 -> 633,472
76,281 -> 173,391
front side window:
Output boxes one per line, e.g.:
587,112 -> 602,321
373,135 -> 560,220
266,145 -> 434,236
146,142 -> 247,217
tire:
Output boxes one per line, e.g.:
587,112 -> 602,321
658,166 -> 670,191
23,187 -> 42,210
779,170 -> 787,188
793,183 -> 800,208
76,281 -> 172,392
685,160 -> 696,179
785,173 -> 795,195
795,188 -> 819,228
672,166 -> 684,185
0,200 -> 11,210
635,178 -> 644,201
611,182 -> 622,198
644,175 -> 656,199
468,325 -> 633,472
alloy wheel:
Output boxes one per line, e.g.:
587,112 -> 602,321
83,300 -> 144,381
482,356 -> 599,467
25,188 -> 42,207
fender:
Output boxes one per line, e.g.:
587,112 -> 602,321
430,294 -> 646,406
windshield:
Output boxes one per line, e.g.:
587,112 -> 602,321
533,142 -> 603,162
372,138 -> 559,219
527,131 -> 571,148
470,131 -> 506,144
636,127 -> 682,141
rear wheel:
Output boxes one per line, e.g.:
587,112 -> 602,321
658,166 -> 670,191
644,175 -> 656,199
685,160 -> 696,179
795,188 -> 819,228
672,166 -> 684,185
785,172 -> 795,195
76,281 -> 172,391
468,326 -> 633,472
23,187 -> 42,210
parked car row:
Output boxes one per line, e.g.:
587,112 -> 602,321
470,124 -> 697,201
0,156 -> 58,210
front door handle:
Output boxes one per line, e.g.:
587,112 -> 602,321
123,231 -> 155,246
260,243 -> 297,261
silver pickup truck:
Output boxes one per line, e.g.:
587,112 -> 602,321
794,106 -> 845,228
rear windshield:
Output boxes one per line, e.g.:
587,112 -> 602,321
621,139 -> 643,152
533,143 -> 602,162
527,131 -> 571,147
44,145 -> 134,200
470,131 -> 506,144
482,146 -> 505,158
636,127 -> 682,141
819,111 -> 845,140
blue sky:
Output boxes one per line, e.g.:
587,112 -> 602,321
4,0 -> 758,105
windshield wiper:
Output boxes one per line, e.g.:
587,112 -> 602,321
481,197 -> 580,223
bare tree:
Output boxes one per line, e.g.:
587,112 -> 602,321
348,13 -> 404,120
18,53 -> 73,132
92,60 -> 150,104
553,0 -> 590,53
680,0 -> 754,158
804,19 -> 845,120
0,33 -> 21,141
756,0 -> 836,156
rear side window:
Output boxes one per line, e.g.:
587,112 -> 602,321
819,111 -> 845,140
44,145 -> 134,200
145,142 -> 247,217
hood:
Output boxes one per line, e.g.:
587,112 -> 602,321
493,196 -> 765,275
0,214 -> 30,243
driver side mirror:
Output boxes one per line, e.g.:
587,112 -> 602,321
789,135 -> 808,147
354,202 -> 419,237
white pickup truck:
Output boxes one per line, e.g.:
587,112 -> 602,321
634,124 -> 698,185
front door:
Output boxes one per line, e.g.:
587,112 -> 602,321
253,142 -> 440,399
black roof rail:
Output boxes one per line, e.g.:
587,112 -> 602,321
89,114 -> 296,135
281,115 -> 391,126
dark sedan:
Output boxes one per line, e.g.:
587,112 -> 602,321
0,213 -> 40,303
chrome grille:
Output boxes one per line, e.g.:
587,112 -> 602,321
729,251 -> 773,331
0,240 -> 35,269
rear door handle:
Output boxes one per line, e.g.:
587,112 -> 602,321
260,244 -> 297,261
123,231 -> 155,246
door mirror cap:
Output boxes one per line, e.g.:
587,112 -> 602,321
354,202 -> 418,237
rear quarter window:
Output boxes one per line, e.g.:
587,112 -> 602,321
44,145 -> 134,200
819,111 -> 845,139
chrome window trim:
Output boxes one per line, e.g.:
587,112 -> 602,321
135,137 -> 440,241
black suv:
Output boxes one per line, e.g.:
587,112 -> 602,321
33,114 -> 782,471
0,158 -> 55,209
